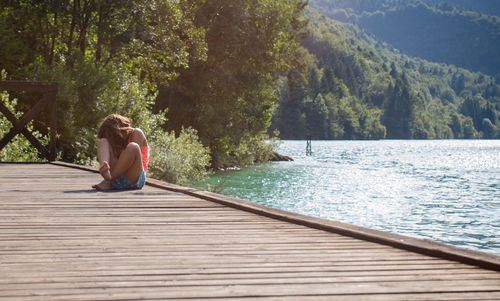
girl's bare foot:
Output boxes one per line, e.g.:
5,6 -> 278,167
92,180 -> 113,191
99,162 -> 113,181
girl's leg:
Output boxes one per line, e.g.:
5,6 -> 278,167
93,138 -> 115,190
109,142 -> 143,184
97,138 -> 118,167
97,138 -> 110,163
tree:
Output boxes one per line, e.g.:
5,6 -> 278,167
463,116 -> 479,138
320,66 -> 335,95
337,97 -> 360,139
304,94 -> 329,139
482,118 -> 499,139
0,0 -> 212,183
383,77 -> 418,138
460,96 -> 484,131
156,0 -> 309,165
307,66 -> 321,98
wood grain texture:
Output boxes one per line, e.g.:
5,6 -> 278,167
0,163 -> 499,300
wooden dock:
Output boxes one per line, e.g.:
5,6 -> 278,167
1,163 -> 499,300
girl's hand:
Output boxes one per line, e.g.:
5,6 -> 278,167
99,162 -> 112,181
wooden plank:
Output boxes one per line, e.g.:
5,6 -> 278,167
2,270 -> 498,285
0,163 -> 499,300
2,292 -> 499,301
1,277 -> 499,294
144,179 -> 500,271
1,268 -> 494,284
0,281 -> 498,300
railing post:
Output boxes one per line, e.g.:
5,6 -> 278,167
49,89 -> 58,161
0,81 -> 58,161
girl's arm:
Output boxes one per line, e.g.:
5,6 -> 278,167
129,128 -> 148,148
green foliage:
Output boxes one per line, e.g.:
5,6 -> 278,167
156,0 -> 309,167
0,0 -> 215,183
481,118 -> 499,139
423,0 -> 500,18
1,0 -> 309,181
30,57 -> 110,161
272,15 -> 388,140
122,0 -> 207,83
0,16 -> 32,78
233,134 -> 279,167
309,0 -> 500,76
0,0 -> 207,80
272,6 -> 500,140
148,127 -> 210,185
0,89 -> 49,162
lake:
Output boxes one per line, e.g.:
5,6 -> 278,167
190,140 -> 500,255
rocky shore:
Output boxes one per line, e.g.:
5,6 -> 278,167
269,152 -> 293,162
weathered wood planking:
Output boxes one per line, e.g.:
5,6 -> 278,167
0,163 -> 499,300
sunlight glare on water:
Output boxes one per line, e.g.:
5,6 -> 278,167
191,140 -> 500,255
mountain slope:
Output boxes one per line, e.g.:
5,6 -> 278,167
271,7 -> 500,140
422,0 -> 500,17
308,0 -> 500,76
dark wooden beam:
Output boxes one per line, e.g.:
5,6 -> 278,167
0,81 -> 58,161
0,81 -> 58,92
0,101 -> 51,159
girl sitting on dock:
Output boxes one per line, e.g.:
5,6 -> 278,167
92,114 -> 149,191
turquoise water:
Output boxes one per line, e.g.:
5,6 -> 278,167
191,140 -> 500,255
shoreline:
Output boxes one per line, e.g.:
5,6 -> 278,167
211,151 -> 293,171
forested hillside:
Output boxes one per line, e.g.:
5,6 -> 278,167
308,0 -> 500,76
271,7 -> 500,139
309,0 -> 500,17
422,0 -> 500,17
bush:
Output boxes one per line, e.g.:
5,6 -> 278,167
233,134 -> 279,166
31,56 -> 114,161
30,60 -> 211,184
148,127 -> 211,185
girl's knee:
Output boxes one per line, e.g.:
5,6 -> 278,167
123,143 -> 143,172
124,142 -> 141,154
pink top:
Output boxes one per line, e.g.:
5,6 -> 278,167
141,145 -> 149,173
128,128 -> 149,173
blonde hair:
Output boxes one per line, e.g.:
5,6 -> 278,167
97,114 -> 133,157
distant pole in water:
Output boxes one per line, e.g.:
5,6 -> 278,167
306,135 -> 312,156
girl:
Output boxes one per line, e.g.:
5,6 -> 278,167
92,114 -> 149,190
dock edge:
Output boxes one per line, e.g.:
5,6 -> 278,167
51,161 -> 500,272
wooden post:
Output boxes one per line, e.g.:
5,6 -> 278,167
0,81 -> 58,161
49,90 -> 58,161
306,135 -> 312,156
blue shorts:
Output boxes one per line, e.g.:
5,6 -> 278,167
112,170 -> 146,190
